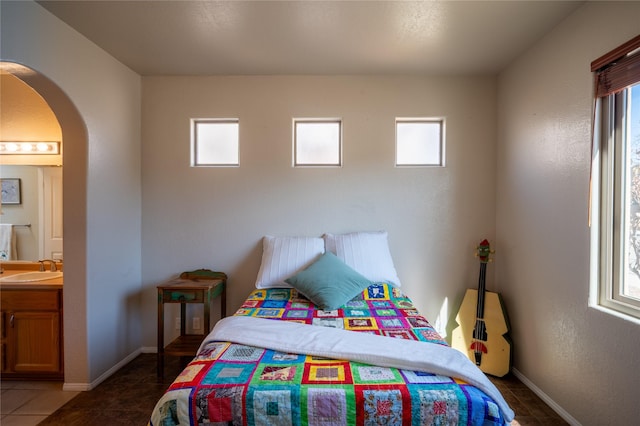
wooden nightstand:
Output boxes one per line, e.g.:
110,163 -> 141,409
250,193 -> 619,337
157,277 -> 226,377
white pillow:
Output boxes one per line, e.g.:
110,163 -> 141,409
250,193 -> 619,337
323,231 -> 402,287
255,236 -> 325,289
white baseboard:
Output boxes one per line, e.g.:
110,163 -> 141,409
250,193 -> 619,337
61,382 -> 92,392
62,348 -> 142,392
511,368 -> 581,426
140,346 -> 158,354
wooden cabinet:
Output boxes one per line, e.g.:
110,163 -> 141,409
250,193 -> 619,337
1,288 -> 63,380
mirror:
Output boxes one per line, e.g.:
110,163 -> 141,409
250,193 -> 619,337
1,71 -> 63,262
1,165 -> 63,261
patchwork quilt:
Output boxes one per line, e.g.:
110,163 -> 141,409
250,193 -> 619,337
149,283 -> 509,425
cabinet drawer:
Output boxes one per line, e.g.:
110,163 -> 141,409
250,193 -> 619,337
1,290 -> 60,311
163,290 -> 203,303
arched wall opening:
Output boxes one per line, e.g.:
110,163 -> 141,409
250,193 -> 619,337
1,61 -> 88,384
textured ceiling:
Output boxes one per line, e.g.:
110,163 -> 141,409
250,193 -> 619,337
37,0 -> 583,76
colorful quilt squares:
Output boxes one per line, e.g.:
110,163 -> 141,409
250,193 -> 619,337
195,386 -> 244,425
248,290 -> 266,300
252,364 -> 302,385
203,362 -> 254,384
315,309 -> 339,317
415,328 -> 448,344
369,300 -> 392,308
342,308 -> 371,317
194,341 -> 229,361
284,309 -> 311,319
382,329 -> 415,340
255,308 -> 284,318
261,351 -> 306,364
303,362 -> 353,384
407,316 -> 431,328
304,387 -> 350,426
266,289 -> 291,300
171,363 -> 207,385
149,283 -> 507,426
149,388 -> 191,426
364,284 -> 389,299
248,388 -> 299,426
241,299 -> 261,308
377,317 -> 406,328
412,387 -> 464,425
262,300 -> 288,309
352,364 -> 403,384
312,317 -> 344,328
344,317 -> 378,331
220,344 -> 264,362
357,387 -> 409,425
374,308 -> 397,316
462,385 -> 503,423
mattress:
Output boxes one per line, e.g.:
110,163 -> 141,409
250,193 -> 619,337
149,283 -> 511,425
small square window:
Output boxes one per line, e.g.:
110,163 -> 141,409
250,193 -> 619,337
395,119 -> 444,166
294,119 -> 342,167
191,119 -> 239,167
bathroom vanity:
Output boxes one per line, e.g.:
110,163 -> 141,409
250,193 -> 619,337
0,267 -> 63,380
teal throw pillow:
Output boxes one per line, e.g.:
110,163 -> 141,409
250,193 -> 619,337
285,251 -> 373,310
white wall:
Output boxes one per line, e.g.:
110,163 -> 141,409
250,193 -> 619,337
1,1 -> 142,387
496,2 -> 640,424
141,75 -> 498,345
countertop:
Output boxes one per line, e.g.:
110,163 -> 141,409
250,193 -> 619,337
0,268 -> 63,289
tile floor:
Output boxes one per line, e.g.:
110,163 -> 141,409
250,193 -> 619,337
489,374 -> 569,425
0,380 -> 79,426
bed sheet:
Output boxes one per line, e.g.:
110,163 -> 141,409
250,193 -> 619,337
149,283 -> 508,425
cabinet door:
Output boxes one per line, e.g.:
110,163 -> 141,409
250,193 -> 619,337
8,311 -> 61,373
0,311 -> 6,372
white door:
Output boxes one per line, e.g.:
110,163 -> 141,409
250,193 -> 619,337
40,167 -> 63,260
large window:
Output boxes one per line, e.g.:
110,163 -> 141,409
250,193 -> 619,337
592,35 -> 640,320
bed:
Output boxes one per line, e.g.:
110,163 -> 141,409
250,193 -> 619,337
149,232 -> 514,425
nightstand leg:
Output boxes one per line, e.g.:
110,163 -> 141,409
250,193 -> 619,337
204,298 -> 210,333
157,289 -> 164,378
221,284 -> 227,318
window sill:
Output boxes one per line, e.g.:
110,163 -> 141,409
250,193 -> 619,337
589,302 -> 640,326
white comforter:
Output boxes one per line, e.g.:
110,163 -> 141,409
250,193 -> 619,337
201,316 -> 515,422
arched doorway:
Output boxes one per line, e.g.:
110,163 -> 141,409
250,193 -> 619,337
1,61 -> 88,385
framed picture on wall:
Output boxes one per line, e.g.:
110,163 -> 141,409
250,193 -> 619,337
1,178 -> 21,205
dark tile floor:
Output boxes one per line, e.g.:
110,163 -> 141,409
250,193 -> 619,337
39,354 -> 568,425
489,374 -> 569,425
38,354 -> 185,426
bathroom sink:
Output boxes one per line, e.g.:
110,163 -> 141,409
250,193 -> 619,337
0,271 -> 63,283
